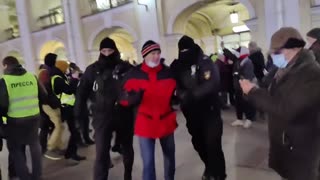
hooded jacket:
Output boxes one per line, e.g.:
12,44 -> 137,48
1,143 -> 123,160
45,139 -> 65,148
0,65 -> 47,144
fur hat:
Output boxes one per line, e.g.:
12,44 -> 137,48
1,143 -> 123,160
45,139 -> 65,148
270,27 -> 305,51
307,28 -> 320,40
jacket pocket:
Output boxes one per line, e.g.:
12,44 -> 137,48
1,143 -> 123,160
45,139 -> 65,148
160,110 -> 175,120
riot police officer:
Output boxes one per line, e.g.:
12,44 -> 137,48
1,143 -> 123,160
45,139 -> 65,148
170,36 -> 226,180
74,37 -> 134,180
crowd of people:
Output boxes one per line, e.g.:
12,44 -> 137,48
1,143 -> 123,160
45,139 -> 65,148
0,26 -> 319,180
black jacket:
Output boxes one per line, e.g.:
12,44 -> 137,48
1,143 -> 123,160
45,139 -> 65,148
249,50 -> 265,81
0,65 -> 47,144
170,46 -> 221,114
247,50 -> 320,179
74,56 -> 133,128
51,68 -> 75,96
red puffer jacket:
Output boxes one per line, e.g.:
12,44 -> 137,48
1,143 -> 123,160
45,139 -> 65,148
120,62 -> 177,139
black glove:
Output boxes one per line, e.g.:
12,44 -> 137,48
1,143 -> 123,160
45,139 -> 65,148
128,89 -> 144,106
119,89 -> 144,106
176,90 -> 193,106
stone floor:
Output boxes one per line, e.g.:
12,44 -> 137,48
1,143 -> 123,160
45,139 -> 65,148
0,109 -> 282,180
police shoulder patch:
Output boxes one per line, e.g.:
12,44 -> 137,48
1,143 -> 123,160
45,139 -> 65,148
204,71 -> 211,80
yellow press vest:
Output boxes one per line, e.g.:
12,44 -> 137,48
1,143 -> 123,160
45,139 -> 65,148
51,75 -> 75,106
3,73 -> 40,118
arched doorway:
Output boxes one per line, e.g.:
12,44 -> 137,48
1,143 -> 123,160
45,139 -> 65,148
39,40 -> 68,64
171,1 -> 252,54
91,27 -> 137,64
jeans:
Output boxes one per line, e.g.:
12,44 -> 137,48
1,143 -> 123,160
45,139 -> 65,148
139,134 -> 175,180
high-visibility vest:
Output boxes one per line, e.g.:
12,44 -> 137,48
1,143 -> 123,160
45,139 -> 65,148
51,75 -> 75,106
3,73 -> 40,118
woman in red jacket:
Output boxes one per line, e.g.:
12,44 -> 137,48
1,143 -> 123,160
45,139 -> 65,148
120,40 -> 177,180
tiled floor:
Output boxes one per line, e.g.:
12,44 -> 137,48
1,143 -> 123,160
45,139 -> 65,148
0,109 -> 282,180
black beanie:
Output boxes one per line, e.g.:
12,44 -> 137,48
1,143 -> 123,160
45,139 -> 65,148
100,37 -> 117,50
44,53 -> 57,67
178,35 -> 195,50
141,40 -> 161,58
307,28 -> 320,40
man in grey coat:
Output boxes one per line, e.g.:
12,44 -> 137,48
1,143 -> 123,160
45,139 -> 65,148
240,27 -> 320,180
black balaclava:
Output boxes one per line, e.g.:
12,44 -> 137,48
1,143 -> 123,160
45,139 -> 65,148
98,37 -> 121,67
178,35 -> 201,65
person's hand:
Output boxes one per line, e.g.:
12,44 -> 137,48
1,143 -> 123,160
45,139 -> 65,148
227,60 -> 233,65
72,70 -> 80,79
239,79 -> 255,94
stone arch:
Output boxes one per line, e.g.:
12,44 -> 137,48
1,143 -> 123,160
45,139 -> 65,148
167,0 -> 256,34
88,25 -> 138,64
87,20 -> 138,50
38,40 -> 68,64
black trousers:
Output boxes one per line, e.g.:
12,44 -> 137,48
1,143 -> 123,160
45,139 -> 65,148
93,109 -> 134,180
81,107 -> 92,142
182,107 -> 226,179
93,119 -> 113,180
61,105 -> 79,158
234,91 -> 256,121
7,140 -> 42,180
39,111 -> 54,153
8,146 -> 26,178
116,109 -> 134,180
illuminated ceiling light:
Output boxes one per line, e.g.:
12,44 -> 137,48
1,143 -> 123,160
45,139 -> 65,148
138,0 -> 149,11
230,11 -> 239,24
232,25 -> 250,33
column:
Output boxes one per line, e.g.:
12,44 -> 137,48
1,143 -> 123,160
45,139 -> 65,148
163,34 -> 182,65
264,0 -> 284,48
282,0 -> 301,29
201,36 -> 216,55
62,0 -> 88,70
15,0 -> 36,72
135,0 -> 161,56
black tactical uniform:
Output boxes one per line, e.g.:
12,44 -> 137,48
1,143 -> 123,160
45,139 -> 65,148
74,37 -> 134,180
170,36 -> 226,180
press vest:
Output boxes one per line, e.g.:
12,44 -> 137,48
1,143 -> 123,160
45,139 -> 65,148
3,73 -> 40,118
51,75 -> 75,106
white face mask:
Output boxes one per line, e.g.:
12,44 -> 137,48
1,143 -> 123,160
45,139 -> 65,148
146,61 -> 159,68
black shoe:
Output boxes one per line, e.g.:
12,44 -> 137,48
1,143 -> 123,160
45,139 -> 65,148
84,138 -> 95,145
65,154 -> 86,161
72,155 -> 86,161
111,145 -> 123,154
